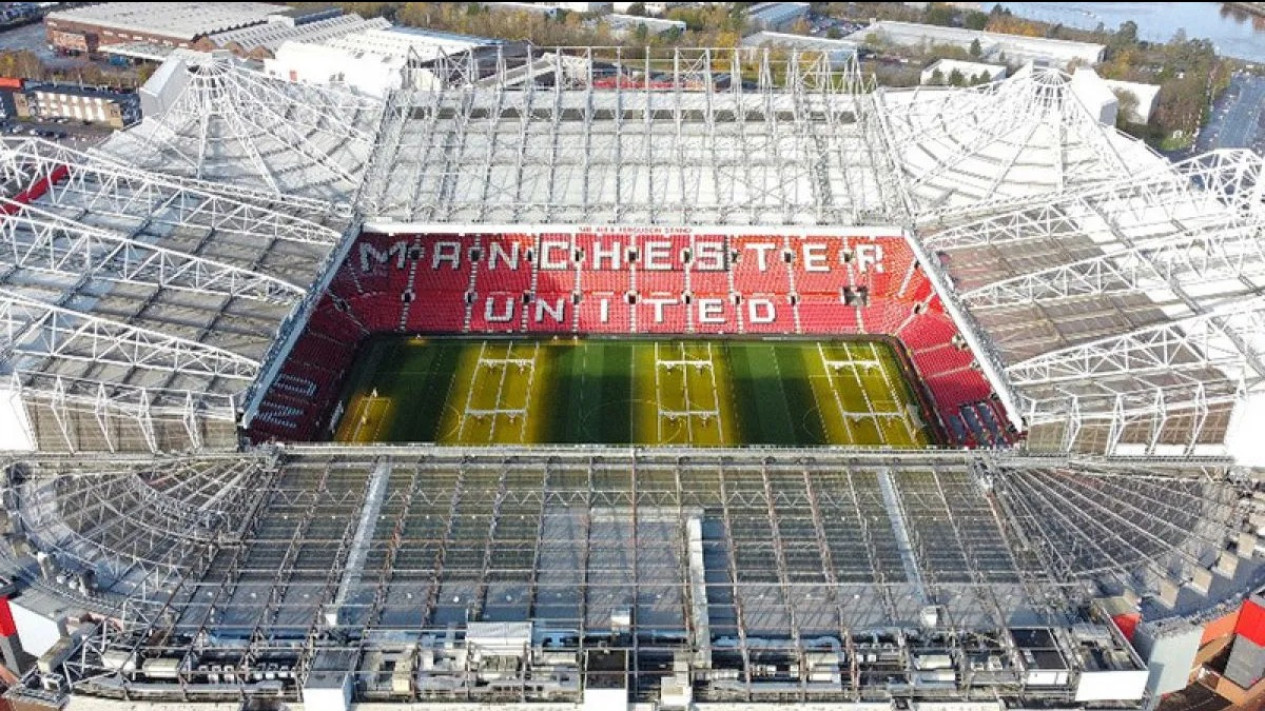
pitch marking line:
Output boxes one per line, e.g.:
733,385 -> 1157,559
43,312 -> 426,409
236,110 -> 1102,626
654,342 -> 722,444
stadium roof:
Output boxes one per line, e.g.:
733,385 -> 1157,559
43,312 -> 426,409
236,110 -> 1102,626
2,46 -> 1265,709
0,44 -> 1258,463
0,137 -> 349,451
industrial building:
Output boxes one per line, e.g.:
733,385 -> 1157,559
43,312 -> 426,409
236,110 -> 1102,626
849,20 -> 1106,68
207,13 -> 389,59
746,2 -> 812,31
0,43 -> 1262,711
44,2 -> 307,55
740,31 -> 859,68
603,13 -> 687,39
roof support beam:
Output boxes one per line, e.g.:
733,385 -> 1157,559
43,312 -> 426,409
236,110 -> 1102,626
0,289 -> 260,381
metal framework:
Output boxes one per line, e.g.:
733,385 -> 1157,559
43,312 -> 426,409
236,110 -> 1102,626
0,47 -> 1263,710
0,137 -> 346,452
921,148 -> 1265,453
0,448 -> 1238,706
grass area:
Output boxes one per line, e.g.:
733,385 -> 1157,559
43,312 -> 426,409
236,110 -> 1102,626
333,337 -> 933,448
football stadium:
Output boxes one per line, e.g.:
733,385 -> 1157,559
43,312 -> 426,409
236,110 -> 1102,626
0,46 -> 1263,710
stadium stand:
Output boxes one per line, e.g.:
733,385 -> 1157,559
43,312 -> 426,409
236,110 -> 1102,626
250,230 -> 1011,447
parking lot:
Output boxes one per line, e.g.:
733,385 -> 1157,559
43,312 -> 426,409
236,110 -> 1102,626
1,117 -> 113,147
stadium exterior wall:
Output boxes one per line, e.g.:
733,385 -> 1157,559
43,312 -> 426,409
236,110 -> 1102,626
1227,391 -> 1265,467
1134,621 -> 1203,698
0,382 -> 34,451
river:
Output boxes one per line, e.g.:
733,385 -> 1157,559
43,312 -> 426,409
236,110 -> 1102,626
981,2 -> 1265,63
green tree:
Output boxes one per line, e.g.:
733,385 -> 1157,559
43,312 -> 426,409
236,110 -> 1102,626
1112,88 -> 1141,127
826,26 -> 842,39
1117,20 -> 1139,44
964,10 -> 988,30
929,67 -> 944,85
969,38 -> 982,57
626,2 -> 646,16
923,3 -> 956,26
947,68 -> 965,86
634,22 -> 649,43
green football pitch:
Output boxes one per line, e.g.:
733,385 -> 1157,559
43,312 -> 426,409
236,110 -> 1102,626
332,337 -> 935,447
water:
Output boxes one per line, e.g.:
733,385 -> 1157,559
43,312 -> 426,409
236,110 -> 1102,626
982,2 -> 1265,63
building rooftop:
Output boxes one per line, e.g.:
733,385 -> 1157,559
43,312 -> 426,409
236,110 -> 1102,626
46,2 -> 290,42
740,30 -> 860,53
748,1 -> 811,23
849,20 -> 1106,65
209,13 -> 390,55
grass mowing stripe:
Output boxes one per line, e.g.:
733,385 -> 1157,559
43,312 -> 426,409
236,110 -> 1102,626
729,343 -> 797,446
334,337 -> 934,447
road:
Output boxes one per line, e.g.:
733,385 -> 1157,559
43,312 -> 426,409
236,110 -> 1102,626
1194,73 -> 1265,154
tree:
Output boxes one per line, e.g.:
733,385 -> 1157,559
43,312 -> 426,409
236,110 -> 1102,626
964,10 -> 988,30
947,68 -> 965,86
634,22 -> 649,43
1117,20 -> 1138,44
1112,88 -> 1141,127
626,2 -> 646,16
969,38 -> 981,57
923,3 -> 956,27
826,26 -> 842,39
1170,27 -> 1187,45
930,67 -> 944,85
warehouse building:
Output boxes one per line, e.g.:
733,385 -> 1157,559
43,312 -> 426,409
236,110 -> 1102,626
44,2 -> 340,57
603,13 -> 687,40
740,31 -> 859,69
848,20 -> 1105,68
208,13 -> 389,59
747,2 -> 811,31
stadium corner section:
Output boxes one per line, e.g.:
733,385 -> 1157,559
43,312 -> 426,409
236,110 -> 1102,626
245,224 -> 1019,448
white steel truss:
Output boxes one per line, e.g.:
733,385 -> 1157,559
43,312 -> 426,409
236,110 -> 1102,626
0,289 -> 260,381
361,46 -> 889,226
109,52 -> 381,201
0,201 -> 305,304
1008,298 -> 1265,386
1,138 -> 345,246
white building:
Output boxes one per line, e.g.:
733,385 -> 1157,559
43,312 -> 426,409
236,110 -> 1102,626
486,1 -> 611,14
1103,78 -> 1161,124
920,58 -> 1007,85
1069,67 -> 1120,126
264,40 -> 406,97
740,31 -> 859,69
263,25 -> 502,96
612,2 -> 689,15
323,26 -> 498,64
604,13 -> 686,39
747,2 -> 810,32
849,20 -> 1105,69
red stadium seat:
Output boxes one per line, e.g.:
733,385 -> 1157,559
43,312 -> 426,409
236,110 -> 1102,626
252,230 -> 1014,449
